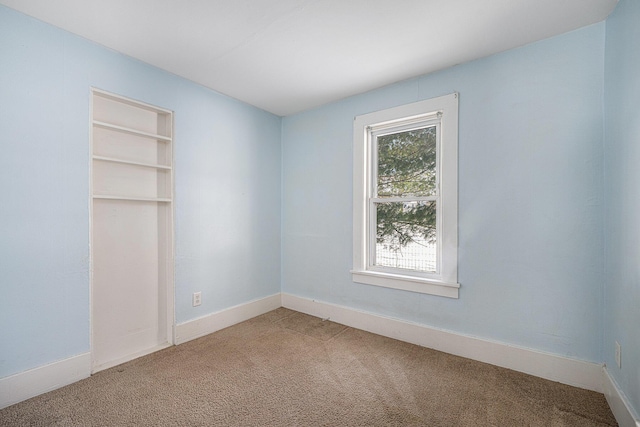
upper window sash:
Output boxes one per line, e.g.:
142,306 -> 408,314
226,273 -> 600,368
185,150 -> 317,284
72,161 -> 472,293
369,117 -> 442,200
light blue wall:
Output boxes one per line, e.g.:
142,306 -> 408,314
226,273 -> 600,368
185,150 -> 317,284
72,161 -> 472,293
3,2 -> 635,411
0,5 -> 281,378
604,0 -> 640,416
282,24 -> 606,362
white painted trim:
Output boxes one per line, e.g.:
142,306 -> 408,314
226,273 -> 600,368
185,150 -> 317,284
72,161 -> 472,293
0,353 -> 91,410
352,94 -> 459,297
602,367 -> 640,427
4,295 -> 624,419
92,343 -> 173,374
92,87 -> 173,115
174,293 -> 282,345
351,270 -> 459,298
282,293 -> 603,392
89,88 -> 176,373
1,294 -> 280,408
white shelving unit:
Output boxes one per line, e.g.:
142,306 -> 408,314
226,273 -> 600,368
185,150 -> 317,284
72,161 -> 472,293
90,89 -> 174,373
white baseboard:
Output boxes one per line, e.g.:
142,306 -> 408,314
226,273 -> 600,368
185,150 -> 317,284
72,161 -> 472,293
0,352 -> 91,410
5,293 -> 632,424
92,342 -> 173,374
174,293 -> 282,345
282,293 -> 603,393
0,294 -> 281,409
603,367 -> 640,427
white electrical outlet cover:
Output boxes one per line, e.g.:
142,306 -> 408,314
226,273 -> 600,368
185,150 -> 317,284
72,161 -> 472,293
193,292 -> 202,307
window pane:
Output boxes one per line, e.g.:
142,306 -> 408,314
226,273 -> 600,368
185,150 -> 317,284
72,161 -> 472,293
375,201 -> 436,272
377,126 -> 436,197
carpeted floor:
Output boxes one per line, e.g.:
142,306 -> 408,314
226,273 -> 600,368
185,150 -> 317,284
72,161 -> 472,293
0,308 -> 617,426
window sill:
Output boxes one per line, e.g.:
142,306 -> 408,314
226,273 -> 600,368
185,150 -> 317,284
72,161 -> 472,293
351,270 -> 459,299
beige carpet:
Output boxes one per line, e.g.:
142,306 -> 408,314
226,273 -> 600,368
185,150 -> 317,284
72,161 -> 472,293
1,308 -> 617,426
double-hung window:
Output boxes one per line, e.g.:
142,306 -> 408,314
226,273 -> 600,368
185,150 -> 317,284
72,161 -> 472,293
352,93 -> 459,298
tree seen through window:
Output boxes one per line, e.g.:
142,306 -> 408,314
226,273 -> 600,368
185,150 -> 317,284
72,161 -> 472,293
375,126 -> 437,272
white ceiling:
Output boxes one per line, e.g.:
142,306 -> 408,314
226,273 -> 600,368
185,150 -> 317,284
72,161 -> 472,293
1,0 -> 618,116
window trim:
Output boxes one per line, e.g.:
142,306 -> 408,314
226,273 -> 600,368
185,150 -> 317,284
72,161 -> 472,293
352,93 -> 459,298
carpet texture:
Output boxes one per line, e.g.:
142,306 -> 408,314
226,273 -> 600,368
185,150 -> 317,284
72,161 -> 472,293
1,308 -> 617,426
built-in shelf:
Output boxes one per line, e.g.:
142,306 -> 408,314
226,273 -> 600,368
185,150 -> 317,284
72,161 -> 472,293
92,155 -> 171,170
93,120 -> 171,142
93,195 -> 172,202
91,89 -> 174,373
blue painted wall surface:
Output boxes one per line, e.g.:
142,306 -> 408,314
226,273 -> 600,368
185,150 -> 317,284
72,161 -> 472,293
282,24 -> 606,362
0,5 -> 281,378
604,0 -> 640,416
3,1 -> 635,407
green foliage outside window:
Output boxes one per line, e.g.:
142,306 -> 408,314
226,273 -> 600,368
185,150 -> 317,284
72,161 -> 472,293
376,127 -> 437,251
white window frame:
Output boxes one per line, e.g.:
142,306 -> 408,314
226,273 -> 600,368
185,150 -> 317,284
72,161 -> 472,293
352,93 -> 459,298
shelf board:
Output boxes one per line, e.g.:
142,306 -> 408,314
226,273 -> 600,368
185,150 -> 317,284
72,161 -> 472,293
93,195 -> 172,202
92,88 -> 173,115
93,120 -> 171,142
93,155 -> 172,170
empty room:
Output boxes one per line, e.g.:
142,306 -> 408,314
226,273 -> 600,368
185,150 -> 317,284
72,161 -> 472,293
0,0 -> 638,425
